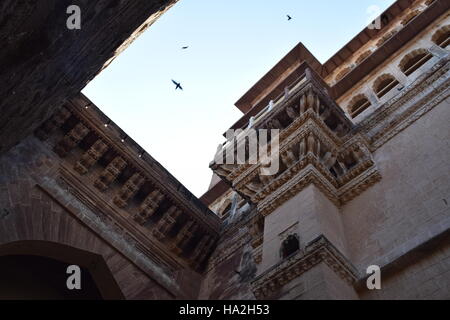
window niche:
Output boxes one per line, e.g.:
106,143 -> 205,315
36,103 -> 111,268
432,25 -> 450,49
280,234 -> 300,259
373,74 -> 400,98
348,94 -> 371,118
399,48 -> 433,76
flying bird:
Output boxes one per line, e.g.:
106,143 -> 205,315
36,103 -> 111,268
287,15 -> 292,21
181,46 -> 189,49
171,80 -> 183,90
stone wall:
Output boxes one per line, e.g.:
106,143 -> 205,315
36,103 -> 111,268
341,96 -> 450,298
0,135 -> 194,299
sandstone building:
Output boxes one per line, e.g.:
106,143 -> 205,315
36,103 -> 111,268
0,0 -> 449,299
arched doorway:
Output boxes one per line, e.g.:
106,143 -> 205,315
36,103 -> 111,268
0,241 -> 124,300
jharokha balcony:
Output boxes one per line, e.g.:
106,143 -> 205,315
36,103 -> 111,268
210,65 -> 382,217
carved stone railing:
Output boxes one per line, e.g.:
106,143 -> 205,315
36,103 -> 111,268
210,67 -> 381,216
34,95 -> 221,272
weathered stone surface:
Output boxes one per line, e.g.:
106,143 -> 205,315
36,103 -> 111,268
1,0 -> 449,300
0,0 -> 178,154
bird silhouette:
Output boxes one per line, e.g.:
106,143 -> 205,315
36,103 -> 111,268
287,14 -> 292,21
171,80 -> 183,90
182,46 -> 189,49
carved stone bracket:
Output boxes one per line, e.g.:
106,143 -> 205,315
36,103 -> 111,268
54,122 -> 90,157
113,172 -> 146,208
34,97 -> 221,272
94,156 -> 127,191
211,69 -> 381,216
74,139 -> 109,174
134,189 -> 165,225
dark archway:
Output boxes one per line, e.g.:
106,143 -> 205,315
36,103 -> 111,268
281,235 -> 300,259
0,255 -> 102,300
0,241 -> 124,300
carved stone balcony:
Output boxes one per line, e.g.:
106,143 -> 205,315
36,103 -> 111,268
210,67 -> 381,216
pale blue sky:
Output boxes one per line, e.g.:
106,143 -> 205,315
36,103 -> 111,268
82,0 -> 395,197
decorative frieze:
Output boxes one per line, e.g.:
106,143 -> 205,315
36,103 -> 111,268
74,139 -> 109,174
134,189 -> 165,225
168,219 -> 198,255
39,97 -> 222,272
113,172 -> 146,208
153,206 -> 182,240
54,122 -> 90,157
94,156 -> 127,191
35,106 -> 72,141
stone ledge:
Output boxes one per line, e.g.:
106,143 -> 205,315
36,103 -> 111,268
251,235 -> 358,299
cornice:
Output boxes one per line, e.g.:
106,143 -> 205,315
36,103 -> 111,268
251,235 -> 358,299
67,96 -> 221,233
58,163 -> 185,272
34,98 -> 221,273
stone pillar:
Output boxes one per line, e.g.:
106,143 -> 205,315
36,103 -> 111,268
428,44 -> 450,59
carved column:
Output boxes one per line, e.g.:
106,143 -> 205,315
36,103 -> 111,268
428,44 -> 449,58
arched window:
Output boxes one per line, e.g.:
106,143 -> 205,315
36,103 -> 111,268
335,66 -> 352,82
377,30 -> 397,47
432,25 -> 450,48
217,198 -> 233,220
399,48 -> 433,76
355,50 -> 372,65
373,74 -> 400,98
281,234 -> 300,259
348,94 -> 371,118
220,202 -> 232,220
401,9 -> 420,26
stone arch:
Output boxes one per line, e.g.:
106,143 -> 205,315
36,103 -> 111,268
399,48 -> 433,76
355,50 -> 372,65
280,234 -> 300,259
376,29 -> 398,47
0,179 -> 174,300
401,9 -> 421,26
347,94 -> 371,118
0,240 -> 124,300
373,74 -> 399,98
432,25 -> 450,48
335,66 -> 352,82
